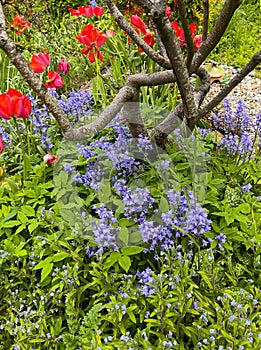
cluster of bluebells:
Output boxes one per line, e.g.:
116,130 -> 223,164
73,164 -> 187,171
49,88 -> 93,125
138,188 -> 212,251
29,94 -> 54,149
25,89 -> 93,151
0,119 -> 11,148
72,114 -> 142,191
114,179 -> 155,222
86,203 -> 120,257
61,111 -> 213,255
211,98 -> 261,160
136,267 -> 156,297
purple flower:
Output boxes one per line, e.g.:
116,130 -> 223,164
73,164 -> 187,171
241,183 -> 252,193
137,268 -> 155,297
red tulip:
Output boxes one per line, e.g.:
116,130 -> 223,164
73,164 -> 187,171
0,88 -> 32,120
76,24 -> 107,63
80,6 -> 93,17
130,15 -> 147,35
165,6 -> 172,18
68,7 -> 82,16
43,153 -> 58,164
69,6 -> 103,17
57,58 -> 70,75
193,35 -> 202,51
29,53 -> 50,73
45,71 -> 64,89
171,22 -> 197,46
0,138 -> 4,153
171,21 -> 181,37
92,6 -> 104,17
10,15 -> 30,34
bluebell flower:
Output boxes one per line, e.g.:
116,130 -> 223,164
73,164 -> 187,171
241,183 -> 252,192
137,268 -> 155,297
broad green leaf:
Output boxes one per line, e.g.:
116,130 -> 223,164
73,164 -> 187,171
52,252 -> 70,262
118,255 -> 131,273
21,205 -> 35,217
118,227 -> 129,246
121,246 -> 144,256
158,196 -> 169,212
28,221 -> 40,233
33,257 -> 53,270
104,252 -> 121,269
127,310 -> 136,323
41,262 -> 53,283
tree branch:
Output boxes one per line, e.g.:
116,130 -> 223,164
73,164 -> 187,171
106,0 -> 171,69
178,0 -> 194,68
154,66 -> 210,139
150,4 -> 199,129
0,3 -> 72,135
64,85 -> 136,140
124,89 -> 149,138
202,0 -> 209,42
198,49 -> 261,119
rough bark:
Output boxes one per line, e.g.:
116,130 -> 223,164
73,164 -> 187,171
202,0 -> 209,42
150,5 -> 199,129
178,0 -> 194,68
106,0 -> 171,69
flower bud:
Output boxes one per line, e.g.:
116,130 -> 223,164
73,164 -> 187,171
57,58 -> 70,75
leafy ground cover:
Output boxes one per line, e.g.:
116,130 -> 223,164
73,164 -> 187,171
0,1 -> 261,349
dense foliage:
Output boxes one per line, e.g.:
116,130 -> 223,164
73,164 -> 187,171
0,1 -> 261,349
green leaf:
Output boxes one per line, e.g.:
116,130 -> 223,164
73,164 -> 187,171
97,179 -> 111,203
15,224 -> 26,234
21,205 -> 35,217
129,230 -> 142,244
33,257 -> 53,270
121,246 -> 144,256
127,310 -> 136,323
18,211 -> 27,224
118,227 -> 129,246
54,317 -> 63,335
2,220 -> 20,228
5,178 -> 18,193
28,221 -> 40,233
118,255 -> 131,273
104,252 -> 121,269
41,262 -> 53,283
158,196 -> 169,212
52,252 -> 70,262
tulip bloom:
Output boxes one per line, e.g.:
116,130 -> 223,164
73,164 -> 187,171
193,35 -> 203,51
29,52 -> 50,73
43,154 -> 58,164
76,24 -> 107,63
0,138 -> 4,153
0,89 -> 32,120
57,58 -> 70,75
171,22 -> 197,46
129,15 -> 154,52
10,15 -> 30,34
165,6 -> 172,18
69,5 -> 103,17
106,29 -> 114,38
130,15 -> 147,35
45,71 -> 64,89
